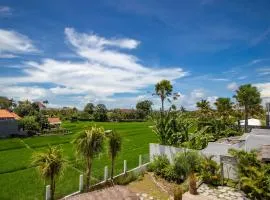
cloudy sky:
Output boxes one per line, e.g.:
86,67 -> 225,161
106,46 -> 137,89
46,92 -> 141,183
1,0 -> 270,109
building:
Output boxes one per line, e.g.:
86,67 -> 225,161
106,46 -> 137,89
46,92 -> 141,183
0,109 -> 22,138
48,117 -> 62,128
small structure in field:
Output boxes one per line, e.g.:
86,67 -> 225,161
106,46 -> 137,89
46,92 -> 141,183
239,118 -> 262,126
0,109 -> 22,137
48,117 -> 62,128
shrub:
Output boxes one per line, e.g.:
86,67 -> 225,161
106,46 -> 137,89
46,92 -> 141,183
173,186 -> 183,200
114,172 -> 138,185
19,116 -> 40,136
162,165 -> 179,183
199,155 -> 220,186
189,173 -> 197,195
148,155 -> 170,176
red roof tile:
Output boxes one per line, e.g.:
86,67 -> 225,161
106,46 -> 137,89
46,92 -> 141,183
48,117 -> 61,124
0,109 -> 21,120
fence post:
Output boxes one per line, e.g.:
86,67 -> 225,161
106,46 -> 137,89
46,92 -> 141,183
45,185 -> 51,200
139,155 -> 142,166
123,160 -> 127,174
104,166 -> 108,181
79,174 -> 83,192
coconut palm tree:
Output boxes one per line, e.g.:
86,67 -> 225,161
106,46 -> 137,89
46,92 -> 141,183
32,146 -> 65,200
73,125 -> 105,190
214,97 -> 233,118
155,80 -> 173,114
196,99 -> 211,111
108,130 -> 122,180
234,84 -> 261,132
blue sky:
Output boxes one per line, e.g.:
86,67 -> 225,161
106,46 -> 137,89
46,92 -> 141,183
1,0 -> 270,109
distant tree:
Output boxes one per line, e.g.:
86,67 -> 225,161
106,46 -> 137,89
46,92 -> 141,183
234,84 -> 261,132
14,100 -> 37,117
36,113 -> 49,130
43,100 -> 49,104
73,126 -> 105,190
196,99 -> 211,111
0,96 -> 14,110
19,116 -> 40,135
108,131 -> 122,179
84,103 -> 95,115
214,97 -> 233,118
93,104 -> 108,122
180,106 -> 187,113
136,100 -> 153,119
155,80 -> 173,114
32,146 -> 65,200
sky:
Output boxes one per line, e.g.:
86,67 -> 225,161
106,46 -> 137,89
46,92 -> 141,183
1,0 -> 270,110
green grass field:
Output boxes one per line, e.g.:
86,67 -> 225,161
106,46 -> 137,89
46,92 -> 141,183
0,121 -> 157,200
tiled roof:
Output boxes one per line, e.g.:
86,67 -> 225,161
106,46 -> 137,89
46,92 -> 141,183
0,109 -> 21,120
48,117 -> 61,124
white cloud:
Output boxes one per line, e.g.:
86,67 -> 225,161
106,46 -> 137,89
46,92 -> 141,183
227,82 -> 238,91
0,28 -> 187,108
254,83 -> 270,98
0,29 -> 38,58
0,86 -> 47,100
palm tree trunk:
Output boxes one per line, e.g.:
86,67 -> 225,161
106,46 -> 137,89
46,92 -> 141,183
244,105 -> 248,133
111,156 -> 115,180
86,158 -> 92,191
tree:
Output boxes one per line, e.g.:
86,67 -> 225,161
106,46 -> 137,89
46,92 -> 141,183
0,96 -> 14,109
234,84 -> 261,132
19,116 -> 40,136
32,146 -> 65,200
14,100 -> 37,117
196,99 -> 211,111
108,131 -> 122,179
136,100 -> 153,119
93,104 -> 107,122
84,103 -> 95,115
214,97 -> 233,118
155,80 -> 173,114
73,126 -> 105,190
36,113 -> 49,130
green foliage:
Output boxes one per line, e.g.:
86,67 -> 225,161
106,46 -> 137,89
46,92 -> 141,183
0,96 -> 14,109
36,113 -> 49,130
14,100 -> 38,117
114,172 -> 139,185
229,149 -> 270,199
148,155 -> 170,175
196,99 -> 211,111
84,103 -> 95,115
174,150 -> 201,180
214,97 -> 233,118
155,80 -> 173,111
189,172 -> 197,195
73,125 -> 105,190
136,100 -> 153,119
93,104 -> 108,122
199,155 -> 220,186
32,146 -> 65,200
162,164 -> 178,182
234,84 -> 261,132
19,116 -> 40,135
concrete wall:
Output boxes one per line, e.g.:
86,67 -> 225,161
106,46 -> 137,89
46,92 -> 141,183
149,143 -> 238,180
0,120 -> 19,138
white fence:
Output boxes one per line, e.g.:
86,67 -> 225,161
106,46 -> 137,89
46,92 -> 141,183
149,143 -> 238,180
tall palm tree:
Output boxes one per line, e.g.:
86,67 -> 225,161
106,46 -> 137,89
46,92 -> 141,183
155,80 -> 173,114
108,131 -> 122,180
32,146 -> 65,200
73,125 -> 105,190
234,84 -> 261,132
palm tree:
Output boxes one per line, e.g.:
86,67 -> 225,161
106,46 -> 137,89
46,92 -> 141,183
155,80 -> 173,114
32,146 -> 65,200
234,84 -> 261,132
196,99 -> 210,111
108,131 -> 122,180
73,125 -> 105,190
214,97 -> 233,118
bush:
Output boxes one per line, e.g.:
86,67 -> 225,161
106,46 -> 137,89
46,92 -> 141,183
19,116 -> 40,136
162,165 -> 179,183
199,155 -> 220,186
147,155 -> 170,176
114,172 -> 138,185
173,186 -> 183,200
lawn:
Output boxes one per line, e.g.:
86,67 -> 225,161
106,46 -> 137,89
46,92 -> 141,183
0,121 -> 157,200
